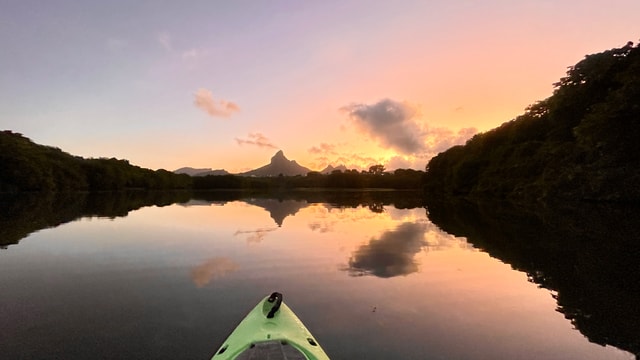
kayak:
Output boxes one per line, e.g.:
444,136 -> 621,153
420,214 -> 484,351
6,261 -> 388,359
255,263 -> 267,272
212,292 -> 330,360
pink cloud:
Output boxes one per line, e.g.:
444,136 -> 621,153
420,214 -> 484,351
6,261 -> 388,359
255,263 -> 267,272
194,88 -> 240,118
235,132 -> 277,149
308,142 -> 337,154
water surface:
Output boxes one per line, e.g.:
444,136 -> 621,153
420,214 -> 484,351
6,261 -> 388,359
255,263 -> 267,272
0,192 -> 635,359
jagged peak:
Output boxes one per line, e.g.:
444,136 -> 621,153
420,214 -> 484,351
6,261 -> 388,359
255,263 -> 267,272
238,149 -> 312,176
321,164 -> 348,173
271,150 -> 288,163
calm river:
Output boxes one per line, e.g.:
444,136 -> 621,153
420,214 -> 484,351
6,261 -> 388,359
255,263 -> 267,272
0,191 -> 636,359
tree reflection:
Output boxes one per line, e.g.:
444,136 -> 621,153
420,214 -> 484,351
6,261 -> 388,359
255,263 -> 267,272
345,222 -> 427,278
424,196 -> 640,358
0,191 -> 192,248
0,190 -> 425,248
368,202 -> 385,213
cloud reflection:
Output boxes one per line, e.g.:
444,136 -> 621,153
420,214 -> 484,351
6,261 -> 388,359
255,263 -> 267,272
234,227 -> 278,243
308,220 -> 336,233
191,257 -> 239,288
346,222 -> 428,278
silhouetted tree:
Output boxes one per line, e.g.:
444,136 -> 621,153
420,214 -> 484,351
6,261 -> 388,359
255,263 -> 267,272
369,164 -> 385,175
423,41 -> 640,202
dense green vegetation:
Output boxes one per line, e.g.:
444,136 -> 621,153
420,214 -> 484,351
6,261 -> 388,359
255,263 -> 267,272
191,168 -> 424,190
0,131 -> 192,192
0,130 -> 424,192
424,41 -> 640,202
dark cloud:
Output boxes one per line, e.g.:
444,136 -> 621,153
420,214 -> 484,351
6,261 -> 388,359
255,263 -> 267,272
342,99 -> 425,154
341,98 -> 478,162
235,133 -> 277,149
345,222 -> 427,278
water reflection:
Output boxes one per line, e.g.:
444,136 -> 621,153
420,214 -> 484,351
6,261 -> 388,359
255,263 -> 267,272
191,257 -> 240,288
233,227 -> 278,243
425,196 -> 640,358
368,202 -> 385,213
1,190 -> 637,359
0,191 -> 191,248
243,198 -> 310,226
0,190 -> 424,248
346,222 -> 428,278
308,219 -> 336,233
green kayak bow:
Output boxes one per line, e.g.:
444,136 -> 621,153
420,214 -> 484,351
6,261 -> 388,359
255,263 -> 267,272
212,292 -> 330,360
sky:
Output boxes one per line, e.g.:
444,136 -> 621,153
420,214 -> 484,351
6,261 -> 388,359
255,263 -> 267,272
1,0 -> 639,173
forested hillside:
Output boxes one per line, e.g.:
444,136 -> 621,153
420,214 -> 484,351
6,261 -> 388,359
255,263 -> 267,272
424,41 -> 640,202
0,131 -> 191,192
0,131 -> 425,192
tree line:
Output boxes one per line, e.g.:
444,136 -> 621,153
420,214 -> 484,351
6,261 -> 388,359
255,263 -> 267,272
0,131 -> 191,192
0,131 -> 424,192
423,41 -> 640,202
191,168 -> 424,191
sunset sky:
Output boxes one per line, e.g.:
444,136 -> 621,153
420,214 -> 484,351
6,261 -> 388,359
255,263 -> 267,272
1,0 -> 639,173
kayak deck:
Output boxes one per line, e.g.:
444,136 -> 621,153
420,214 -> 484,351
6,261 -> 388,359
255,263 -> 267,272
234,340 -> 307,360
212,292 -> 330,360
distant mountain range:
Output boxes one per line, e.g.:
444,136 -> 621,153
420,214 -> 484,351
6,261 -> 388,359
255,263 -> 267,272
174,150 -> 351,177
320,164 -> 348,174
174,167 -> 230,177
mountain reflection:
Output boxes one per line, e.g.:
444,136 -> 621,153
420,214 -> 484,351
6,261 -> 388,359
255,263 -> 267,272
243,198 -> 310,227
0,190 -> 425,248
346,222 -> 428,278
191,257 -> 240,288
424,196 -> 640,357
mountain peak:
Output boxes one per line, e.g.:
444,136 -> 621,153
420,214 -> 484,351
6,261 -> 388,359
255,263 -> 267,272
240,150 -> 311,176
271,150 -> 287,162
